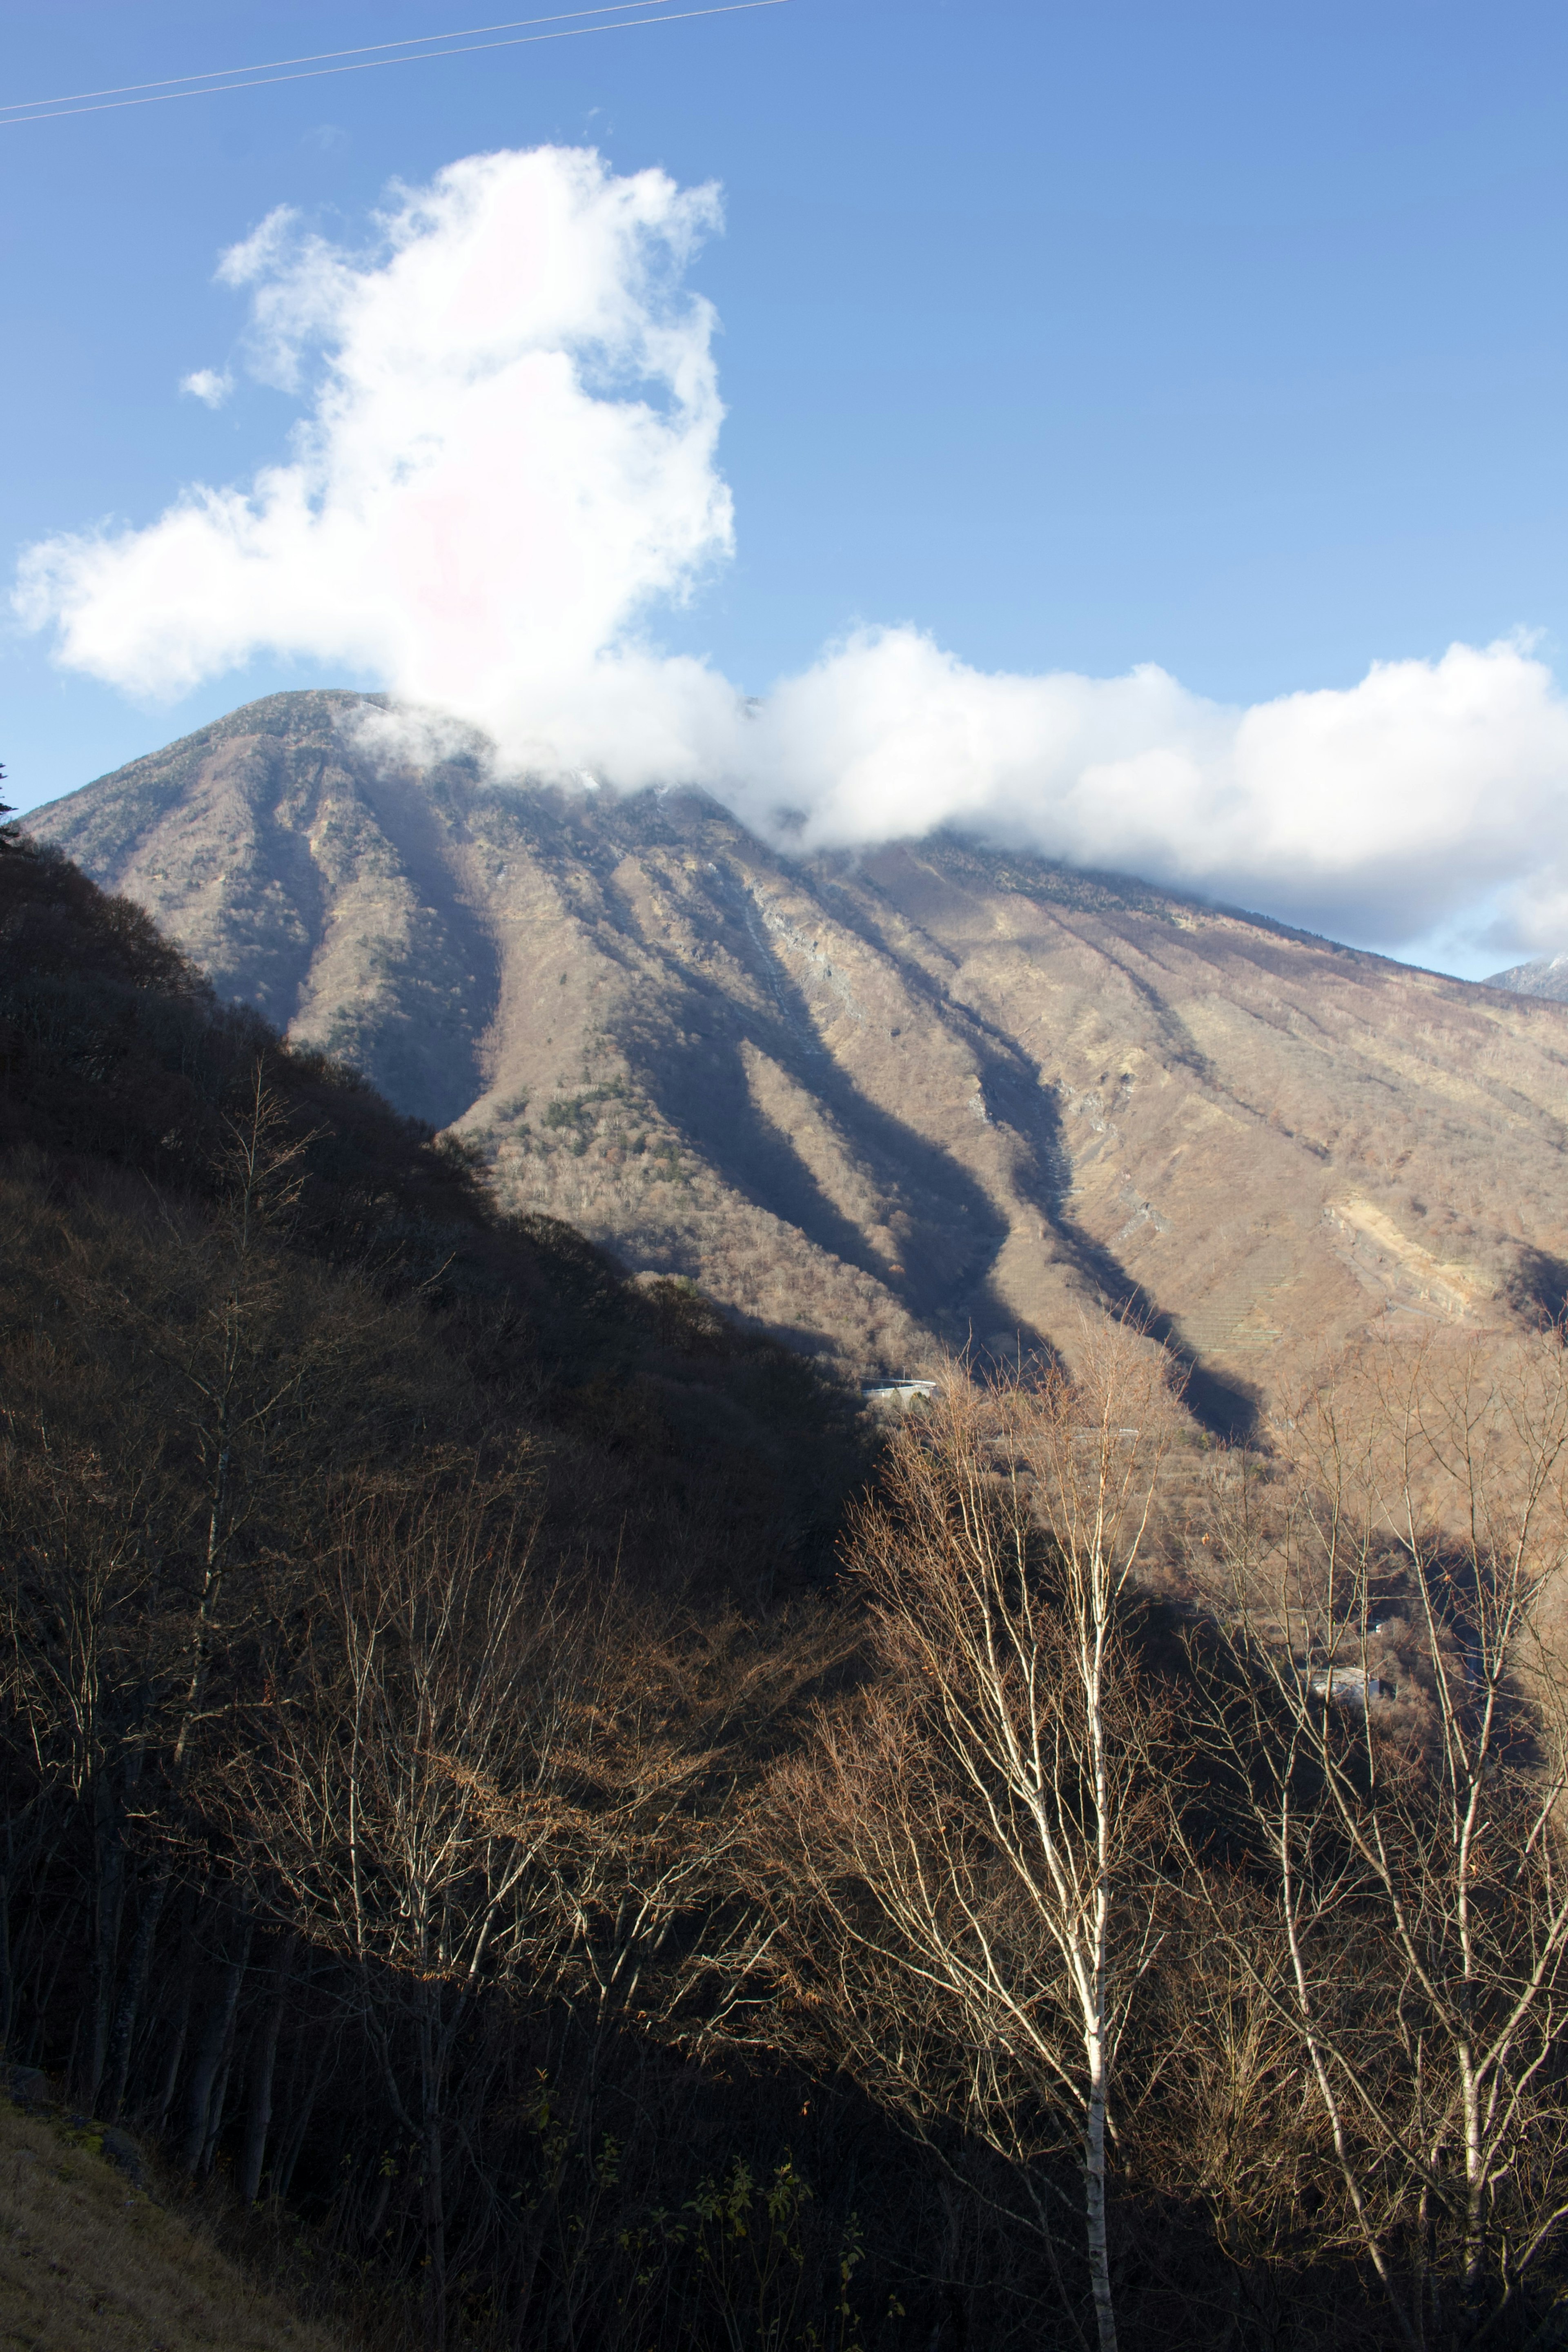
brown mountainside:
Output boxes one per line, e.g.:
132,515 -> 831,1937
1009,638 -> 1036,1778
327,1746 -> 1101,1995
28,689 -> 1568,1424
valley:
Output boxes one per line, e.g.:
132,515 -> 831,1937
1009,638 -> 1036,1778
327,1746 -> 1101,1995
11,724 -> 1568,2351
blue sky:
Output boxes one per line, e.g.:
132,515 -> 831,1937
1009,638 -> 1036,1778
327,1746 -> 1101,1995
6,1 -> 1568,973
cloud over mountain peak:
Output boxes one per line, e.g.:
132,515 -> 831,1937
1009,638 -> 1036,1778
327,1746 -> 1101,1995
16,144 -> 1568,963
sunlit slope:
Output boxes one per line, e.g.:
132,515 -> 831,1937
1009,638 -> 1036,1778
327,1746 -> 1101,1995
1489,951 -> 1568,1004
0,2098 -> 340,2352
31,690 -> 1568,1410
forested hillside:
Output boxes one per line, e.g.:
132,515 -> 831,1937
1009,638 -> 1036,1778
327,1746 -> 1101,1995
8,827 -> 1568,2352
32,691 -> 1568,1426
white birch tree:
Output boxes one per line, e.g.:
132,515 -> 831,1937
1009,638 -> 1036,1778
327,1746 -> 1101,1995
769,1329 -> 1179,2352
1190,1333 -> 1568,2348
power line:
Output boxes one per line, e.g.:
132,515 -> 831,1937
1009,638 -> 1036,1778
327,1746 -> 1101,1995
0,2 -> 683,116
0,0 -> 788,129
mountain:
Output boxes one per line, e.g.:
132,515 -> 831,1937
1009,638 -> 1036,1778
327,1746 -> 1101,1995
27,689 -> 1568,1426
0,817 -> 867,1599
1488,953 -> 1568,1004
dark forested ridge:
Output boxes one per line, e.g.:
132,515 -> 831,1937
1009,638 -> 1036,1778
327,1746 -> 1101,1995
9,830 -> 1568,2352
0,830 -> 866,1580
0,834 -> 878,2340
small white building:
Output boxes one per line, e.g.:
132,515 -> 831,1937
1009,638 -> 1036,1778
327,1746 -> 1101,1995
862,1378 -> 938,1411
1310,1666 -> 1397,1709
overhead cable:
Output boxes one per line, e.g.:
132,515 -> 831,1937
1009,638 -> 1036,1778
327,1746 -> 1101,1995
0,2 -> 683,116
0,0 -> 787,128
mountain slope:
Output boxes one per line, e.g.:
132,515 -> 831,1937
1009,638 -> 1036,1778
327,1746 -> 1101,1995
1488,953 -> 1568,1004
30,690 -> 1568,1421
0,2096 -> 343,2352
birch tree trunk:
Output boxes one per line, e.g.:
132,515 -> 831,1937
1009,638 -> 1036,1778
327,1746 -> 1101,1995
1189,1330 -> 1568,2345
764,1327 -> 1180,2352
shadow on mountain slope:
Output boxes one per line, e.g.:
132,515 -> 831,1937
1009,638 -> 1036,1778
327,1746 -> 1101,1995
336,752 -> 503,1128
437,792 -> 1262,1432
1053,1214 -> 1261,1440
615,921 -> 1045,1361
797,857 -> 1263,1439
966,1022 -> 1261,1440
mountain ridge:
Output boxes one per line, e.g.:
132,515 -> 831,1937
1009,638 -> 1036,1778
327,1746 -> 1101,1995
28,689 -> 1568,1421
1488,951 -> 1568,1003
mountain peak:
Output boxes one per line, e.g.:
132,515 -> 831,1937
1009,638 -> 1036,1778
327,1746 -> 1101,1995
28,691 -> 1568,1416
1486,951 -> 1568,1003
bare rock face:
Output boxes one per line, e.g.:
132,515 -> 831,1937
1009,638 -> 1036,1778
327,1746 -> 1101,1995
28,691 -> 1568,1423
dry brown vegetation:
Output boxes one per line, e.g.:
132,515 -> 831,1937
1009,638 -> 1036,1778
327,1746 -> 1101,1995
487,1080 -> 930,1372
762,1334 -> 1181,2352
0,2096 -> 342,2352
750,1325 -> 1568,2352
32,689 -> 1568,1409
13,825 -> 1568,2350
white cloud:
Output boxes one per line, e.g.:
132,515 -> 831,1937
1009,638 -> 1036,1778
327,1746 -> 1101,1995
737,626 -> 1568,951
18,148 -> 737,788
17,145 -> 1568,960
179,367 -> 234,408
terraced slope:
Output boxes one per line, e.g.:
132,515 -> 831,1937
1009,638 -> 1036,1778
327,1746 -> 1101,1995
29,691 -> 1568,1423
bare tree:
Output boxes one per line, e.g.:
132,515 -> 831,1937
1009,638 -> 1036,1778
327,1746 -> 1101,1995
765,1327 -> 1181,2352
228,1485 -> 567,2350
0,1408 -> 162,2102
22,1074 -> 412,2115
528,1596 -> 846,2044
230,1477 -> 841,2348
1187,1332 -> 1568,2348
